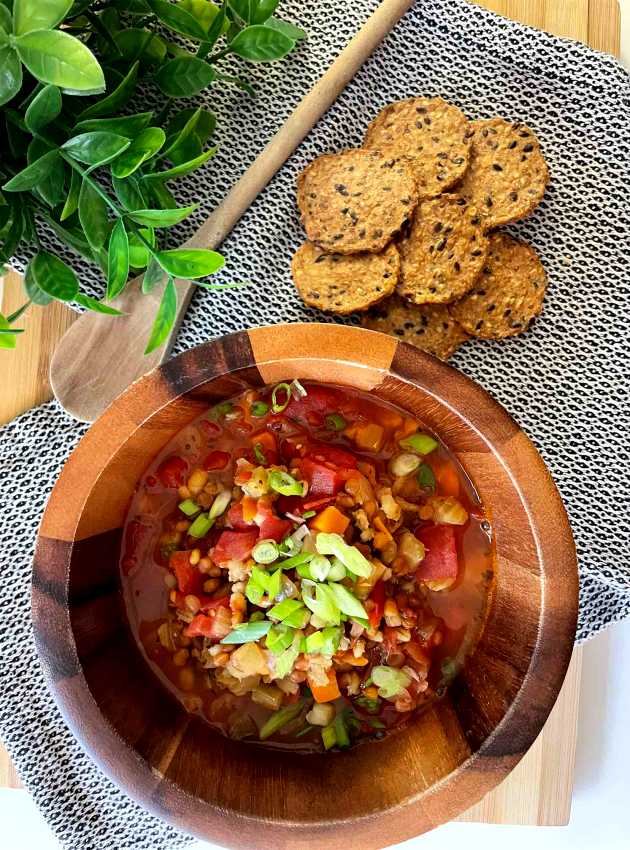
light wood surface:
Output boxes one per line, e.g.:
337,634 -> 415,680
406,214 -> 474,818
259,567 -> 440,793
49,0 -> 415,424
0,0 -> 620,829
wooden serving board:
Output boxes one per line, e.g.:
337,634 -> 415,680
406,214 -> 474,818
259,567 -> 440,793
0,0 -> 620,829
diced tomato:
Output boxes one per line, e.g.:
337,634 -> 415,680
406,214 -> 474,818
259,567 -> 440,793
367,580 -> 386,629
169,551 -> 203,595
306,440 -> 357,469
278,436 -> 304,462
284,384 -> 344,421
185,603 -> 231,640
202,450 -> 230,471
415,524 -> 459,582
300,458 -> 344,498
227,502 -> 254,530
276,494 -> 304,516
259,514 -> 291,543
157,455 -> 188,488
212,529 -> 259,564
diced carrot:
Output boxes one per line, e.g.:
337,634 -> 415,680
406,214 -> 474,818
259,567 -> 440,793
310,505 -> 350,535
334,651 -> 369,667
352,423 -> 385,452
435,462 -> 460,497
241,496 -> 257,523
308,669 -> 341,703
363,685 -> 379,700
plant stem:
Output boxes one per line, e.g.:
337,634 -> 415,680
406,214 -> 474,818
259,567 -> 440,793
60,153 -> 120,217
208,47 -> 231,63
7,300 -> 31,324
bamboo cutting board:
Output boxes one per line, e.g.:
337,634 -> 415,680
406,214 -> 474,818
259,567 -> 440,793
0,0 -> 621,829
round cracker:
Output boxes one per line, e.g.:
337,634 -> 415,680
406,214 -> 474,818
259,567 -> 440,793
296,149 -> 417,254
292,241 -> 399,315
456,118 -> 549,229
363,97 -> 471,198
362,296 -> 469,360
449,232 -> 547,338
396,194 -> 488,305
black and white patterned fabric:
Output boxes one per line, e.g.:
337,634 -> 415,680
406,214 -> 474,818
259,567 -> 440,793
1,2 -> 629,847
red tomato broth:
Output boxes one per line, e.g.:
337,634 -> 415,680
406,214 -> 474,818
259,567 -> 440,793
121,382 -> 494,752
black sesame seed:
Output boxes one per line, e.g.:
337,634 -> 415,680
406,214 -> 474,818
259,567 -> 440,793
373,229 -> 383,238
470,216 -> 480,226
492,163 -> 503,171
454,261 -> 461,272
509,191 -> 518,201
504,308 -> 511,317
423,116 -> 431,125
314,255 -> 327,264
507,140 -> 517,149
485,196 -> 493,207
436,238 -> 446,251
433,222 -> 443,233
452,156 -> 465,165
475,320 -> 484,330
335,184 -> 348,196
523,143 -> 534,152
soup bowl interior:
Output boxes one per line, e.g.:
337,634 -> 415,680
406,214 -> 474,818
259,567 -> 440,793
33,324 -> 577,849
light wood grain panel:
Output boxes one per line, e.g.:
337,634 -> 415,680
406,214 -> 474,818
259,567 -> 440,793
0,0 -> 620,832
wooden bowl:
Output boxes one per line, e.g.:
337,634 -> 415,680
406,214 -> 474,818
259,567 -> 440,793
33,324 -> 578,849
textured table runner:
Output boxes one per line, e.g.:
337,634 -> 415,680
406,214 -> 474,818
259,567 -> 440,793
1,1 -> 629,848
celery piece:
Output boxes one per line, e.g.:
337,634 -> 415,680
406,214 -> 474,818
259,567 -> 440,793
321,724 -> 337,750
178,498 -> 200,516
334,713 -> 350,748
188,512 -> 214,538
259,702 -> 304,740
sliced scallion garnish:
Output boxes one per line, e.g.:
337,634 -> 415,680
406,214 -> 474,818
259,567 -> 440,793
222,620 -> 272,644
253,442 -> 267,465
290,378 -> 307,398
399,432 -> 439,455
321,724 -> 337,750
417,462 -> 436,492
268,470 -> 306,496
178,498 -> 200,516
252,538 -> 279,564
271,382 -> 291,413
251,400 -> 269,417
259,701 -> 304,740
325,412 -> 346,431
188,512 -> 214,538
210,401 -> 233,420
209,489 -> 231,519
314,532 -> 372,578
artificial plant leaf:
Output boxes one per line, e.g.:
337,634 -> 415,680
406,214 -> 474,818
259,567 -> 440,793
3,149 -> 59,191
110,127 -> 165,178
128,204 -> 197,227
60,166 -> 81,221
15,30 -> 105,93
78,178 -> 109,251
106,216 -> 129,300
143,147 -> 216,181
0,314 -> 18,349
264,17 -> 306,40
24,260 -> 53,305
154,55 -> 215,97
252,0 -> 279,24
75,292 -> 123,315
24,84 -> 62,133
62,131 -> 130,167
146,180 -> 177,210
114,28 -> 166,66
229,24 -> 293,62
155,247 -> 224,279
76,61 -> 139,121
141,256 -> 164,293
147,0 -> 207,40
75,111 -> 153,137
13,0 -> 73,35
144,276 -> 176,354
0,5 -> 11,34
112,174 -> 148,211
128,226 -> 154,268
29,250 -> 79,300
0,46 -> 22,107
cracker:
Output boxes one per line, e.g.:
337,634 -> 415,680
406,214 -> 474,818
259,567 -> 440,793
363,97 -> 471,198
449,233 -> 547,338
291,241 -> 399,314
362,296 -> 469,360
296,149 -> 417,254
396,194 -> 488,304
456,118 -> 548,229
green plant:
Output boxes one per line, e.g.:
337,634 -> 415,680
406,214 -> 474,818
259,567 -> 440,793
0,0 -> 305,352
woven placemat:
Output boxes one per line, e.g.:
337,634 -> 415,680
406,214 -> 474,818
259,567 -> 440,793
1,1 -> 629,848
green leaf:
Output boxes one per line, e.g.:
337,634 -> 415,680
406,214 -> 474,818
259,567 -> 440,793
110,127 -> 165,178
0,46 -> 22,107
111,0 -> 150,13
24,84 -> 62,133
29,251 -> 78,301
178,0 -> 223,32
106,217 -> 129,300
144,276 -> 176,354
0,314 -> 18,349
155,248 -> 224,279
114,28 -> 165,66
112,174 -> 148,212
15,30 -> 105,93
0,6 -> 11,34
76,61 -> 139,121
3,149 -> 60,192
24,260 -> 53,305
13,0 -> 73,35
128,204 -> 197,228
78,179 -> 109,251
147,0 -> 207,40
75,112 -> 153,138
60,167 -> 81,221
128,226 -> 154,268
162,107 -> 201,159
199,0 -> 227,50
229,24 -> 293,62
147,180 -> 177,209
212,70 -> 255,96
24,137 -> 66,207
264,17 -> 306,41
154,55 -> 215,98
75,292 -> 123,315
165,106 -> 215,144
252,0 -> 279,24
141,256 -> 164,294
63,132 -> 130,167
228,0 -> 251,22
143,147 -> 216,181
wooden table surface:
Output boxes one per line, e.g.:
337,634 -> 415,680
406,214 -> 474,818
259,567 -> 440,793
0,0 -> 620,830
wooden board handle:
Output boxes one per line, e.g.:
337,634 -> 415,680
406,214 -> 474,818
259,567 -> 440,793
50,0 -> 414,423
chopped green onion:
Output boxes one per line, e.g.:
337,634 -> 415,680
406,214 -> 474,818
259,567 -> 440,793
399,432 -> 439,455
268,598 -> 305,622
302,510 -> 316,519
302,582 -> 341,626
178,498 -> 200,517
266,623 -> 295,655
333,713 -> 350,748
326,557 -> 346,582
222,620 -> 272,644
271,382 -> 291,413
368,717 -> 386,729
252,539 -> 279,564
296,562 -> 315,580
325,413 -> 346,431
389,452 -> 421,477
253,443 -> 267,465
268,470 -> 306,496
314,532 -> 372,578
245,566 -> 268,605
371,665 -> 412,699
304,626 -> 341,656
278,551 -> 313,570
188,512 -> 214,538
326,582 -> 368,619
290,378 -> 307,398
321,724 -> 337,750
354,696 -> 381,714
295,724 -> 315,738
249,611 -> 265,622
259,701 -> 305,740
209,489 -> 232,519
266,566 -> 283,600
281,606 -> 311,628
210,401 -> 233,420
309,554 -> 331,582
251,400 -> 269,417
417,463 -> 436,492
274,641 -> 301,678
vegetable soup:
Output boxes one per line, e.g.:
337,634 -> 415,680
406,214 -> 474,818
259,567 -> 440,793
121,381 -> 494,752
